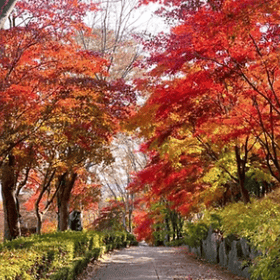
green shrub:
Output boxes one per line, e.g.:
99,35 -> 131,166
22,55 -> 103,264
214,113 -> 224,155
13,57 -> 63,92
50,266 -> 70,280
220,199 -> 280,250
152,231 -> 165,246
151,223 -> 168,246
126,233 -> 139,246
199,195 -> 280,280
165,239 -> 185,247
250,245 -> 280,280
184,221 -> 208,248
0,230 -> 137,280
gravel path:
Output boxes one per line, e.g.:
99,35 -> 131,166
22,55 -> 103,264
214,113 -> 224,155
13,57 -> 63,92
78,243 -> 248,280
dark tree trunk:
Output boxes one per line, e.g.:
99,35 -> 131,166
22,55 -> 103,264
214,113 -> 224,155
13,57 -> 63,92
35,169 -> 56,234
128,194 -> 134,233
0,0 -> 18,29
177,215 -> 184,239
170,210 -> 177,241
128,207 -> 133,233
1,155 -> 20,240
235,145 -> 251,204
164,214 -> 170,243
57,171 -> 77,231
122,204 -> 127,232
35,210 -> 42,234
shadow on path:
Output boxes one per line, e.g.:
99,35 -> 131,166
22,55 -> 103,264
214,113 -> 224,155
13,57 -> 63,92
80,244 -> 247,280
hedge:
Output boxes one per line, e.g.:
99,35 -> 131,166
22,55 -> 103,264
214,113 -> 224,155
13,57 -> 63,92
0,230 -> 138,280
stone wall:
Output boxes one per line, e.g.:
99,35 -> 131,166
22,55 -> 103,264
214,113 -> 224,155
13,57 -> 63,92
185,227 -> 261,279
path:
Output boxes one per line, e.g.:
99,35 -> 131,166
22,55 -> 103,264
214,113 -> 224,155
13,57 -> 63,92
78,242 -> 248,280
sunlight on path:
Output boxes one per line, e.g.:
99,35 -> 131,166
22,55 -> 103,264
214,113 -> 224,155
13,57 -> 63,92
83,243 -> 246,280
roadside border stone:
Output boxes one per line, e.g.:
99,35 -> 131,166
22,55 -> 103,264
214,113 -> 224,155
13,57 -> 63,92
187,229 -> 255,279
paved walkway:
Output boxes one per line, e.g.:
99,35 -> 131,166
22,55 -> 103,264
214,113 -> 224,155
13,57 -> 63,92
79,243 -> 247,280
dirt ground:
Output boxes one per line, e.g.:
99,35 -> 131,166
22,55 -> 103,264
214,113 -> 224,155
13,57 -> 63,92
78,242 -> 248,280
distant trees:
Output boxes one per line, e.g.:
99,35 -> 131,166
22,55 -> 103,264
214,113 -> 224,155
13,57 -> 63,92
76,0 -> 145,82
0,0 -> 18,29
95,134 -> 147,232
76,0 -> 150,233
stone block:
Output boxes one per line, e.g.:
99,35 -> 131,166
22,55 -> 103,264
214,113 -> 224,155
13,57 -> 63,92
228,240 -> 251,278
69,210 -> 83,231
240,238 -> 250,258
196,245 -> 202,258
249,246 -> 262,260
185,245 -> 190,252
219,240 -> 228,268
190,246 -> 200,256
228,241 -> 240,274
201,227 -> 221,263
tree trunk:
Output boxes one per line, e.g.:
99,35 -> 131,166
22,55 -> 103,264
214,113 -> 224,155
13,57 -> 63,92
128,193 -> 133,233
164,214 -> 170,243
35,169 -> 56,234
57,171 -> 77,231
235,145 -> 251,204
177,215 -> 184,240
35,203 -> 42,234
128,207 -> 133,233
1,155 -> 20,240
239,179 -> 250,204
170,210 -> 177,241
122,201 -> 127,232
0,0 -> 18,29
122,212 -> 127,232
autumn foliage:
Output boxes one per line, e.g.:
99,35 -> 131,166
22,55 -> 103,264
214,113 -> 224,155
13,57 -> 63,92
128,0 -> 280,240
0,0 -> 136,239
2,0 -> 280,249
90,199 -> 126,231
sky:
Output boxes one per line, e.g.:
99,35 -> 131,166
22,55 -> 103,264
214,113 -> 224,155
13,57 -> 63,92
84,0 -> 169,36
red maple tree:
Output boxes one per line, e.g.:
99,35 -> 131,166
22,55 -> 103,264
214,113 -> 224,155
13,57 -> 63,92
128,0 -> 280,239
